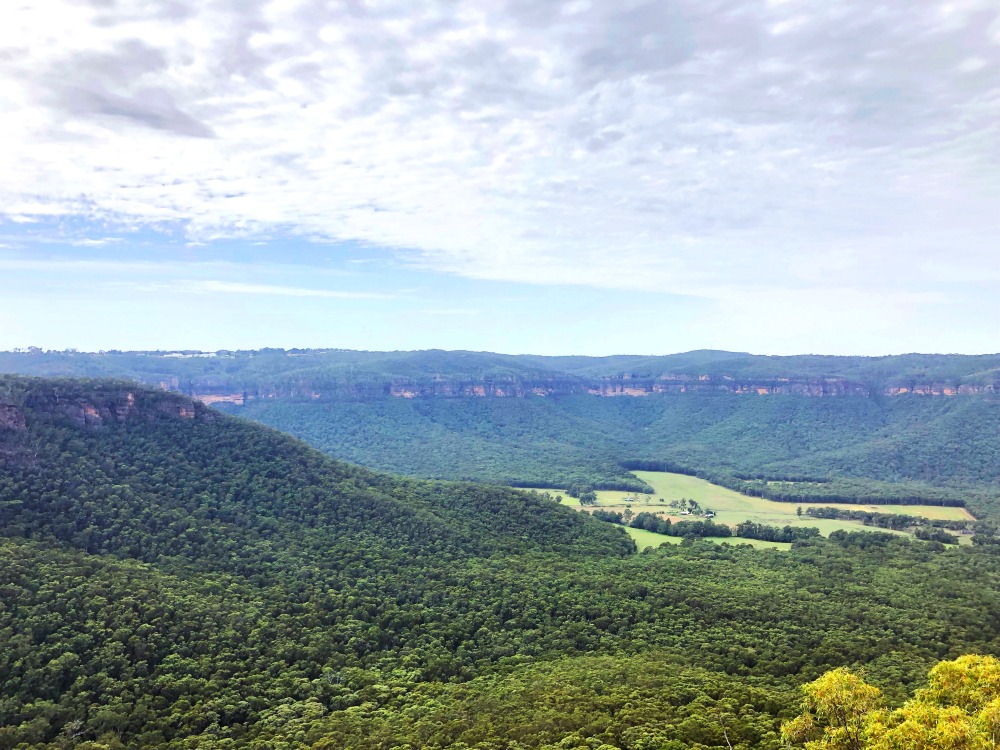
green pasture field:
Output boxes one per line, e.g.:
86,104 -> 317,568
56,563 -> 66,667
519,470 -> 975,547
624,525 -> 791,551
635,471 -> 974,520
516,486 -> 796,550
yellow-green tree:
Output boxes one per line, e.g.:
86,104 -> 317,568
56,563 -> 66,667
783,656 -> 1000,750
781,667 -> 882,750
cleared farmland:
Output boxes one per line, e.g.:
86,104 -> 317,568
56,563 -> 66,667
522,470 -> 975,549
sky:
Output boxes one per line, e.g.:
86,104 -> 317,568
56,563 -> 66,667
1,0 -> 998,356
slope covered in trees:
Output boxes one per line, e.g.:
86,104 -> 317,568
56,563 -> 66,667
3,348 -> 998,514
229,392 -> 1000,514
4,348 -> 1000,393
4,377 -> 1000,748
0,377 -> 633,564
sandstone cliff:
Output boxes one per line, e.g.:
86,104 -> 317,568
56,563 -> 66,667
2,349 -> 998,404
178,373 -> 999,405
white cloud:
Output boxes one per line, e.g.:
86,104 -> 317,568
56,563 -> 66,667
71,237 -> 122,247
958,57 -> 988,72
187,280 -> 393,299
0,0 -> 997,325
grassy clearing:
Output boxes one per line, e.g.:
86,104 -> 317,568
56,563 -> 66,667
624,526 -> 791,551
516,488 -> 796,550
519,471 -> 975,548
633,471 -> 973,521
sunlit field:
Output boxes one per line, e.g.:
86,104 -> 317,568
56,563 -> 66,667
624,525 -> 792,551
521,470 -> 974,548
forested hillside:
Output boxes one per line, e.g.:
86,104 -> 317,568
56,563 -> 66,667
3,349 -> 999,516
229,392 -> 1000,514
3,377 -> 1000,748
4,348 -> 1000,394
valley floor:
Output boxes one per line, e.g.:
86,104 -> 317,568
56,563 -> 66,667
522,470 -> 975,549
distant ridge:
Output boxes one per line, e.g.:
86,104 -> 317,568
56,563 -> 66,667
1,348 -> 998,405
4,351 -> 999,517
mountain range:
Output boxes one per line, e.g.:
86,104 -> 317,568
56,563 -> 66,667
3,349 -> 998,515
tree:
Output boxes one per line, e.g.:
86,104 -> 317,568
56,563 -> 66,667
783,656 -> 1000,750
782,668 -> 882,750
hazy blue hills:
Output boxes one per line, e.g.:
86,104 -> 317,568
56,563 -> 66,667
3,347 -> 1000,392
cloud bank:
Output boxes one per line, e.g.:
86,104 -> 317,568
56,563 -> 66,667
1,0 -> 998,309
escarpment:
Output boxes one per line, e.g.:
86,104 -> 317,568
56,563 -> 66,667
0,376 -> 212,428
178,374 -> 997,404
1,349 -> 998,404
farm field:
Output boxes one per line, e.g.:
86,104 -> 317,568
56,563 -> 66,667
520,470 -> 975,547
624,525 -> 791,551
640,472 -> 974,520
517,485 -> 798,550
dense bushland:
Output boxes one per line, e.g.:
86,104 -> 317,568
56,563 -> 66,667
233,392 -> 1000,514
5,348 -> 1000,511
3,378 -> 1000,748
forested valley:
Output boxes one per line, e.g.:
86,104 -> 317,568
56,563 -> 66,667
2,376 -> 1000,749
230,394 -> 1000,514
4,348 -> 1000,515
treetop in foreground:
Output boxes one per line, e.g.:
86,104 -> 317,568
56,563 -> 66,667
783,655 -> 1000,750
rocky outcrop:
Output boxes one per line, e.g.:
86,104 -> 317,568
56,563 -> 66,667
385,379 -> 576,398
0,402 -> 32,467
180,374 -> 1000,404
195,392 -> 247,406
0,380 -> 214,469
885,383 -> 998,396
585,375 -> 873,397
20,387 -> 208,427
186,378 -> 588,404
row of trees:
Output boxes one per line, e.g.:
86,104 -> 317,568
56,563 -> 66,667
805,506 -> 972,530
914,526 -> 961,544
591,510 -> 823,544
733,520 -> 822,543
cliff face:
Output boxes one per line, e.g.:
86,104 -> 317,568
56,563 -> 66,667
1,380 -> 214,469
586,374 -> 873,397
3,350 -> 999,404
182,376 -> 593,404
178,374 -> 998,404
0,380 -> 211,429
885,384 -> 994,396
